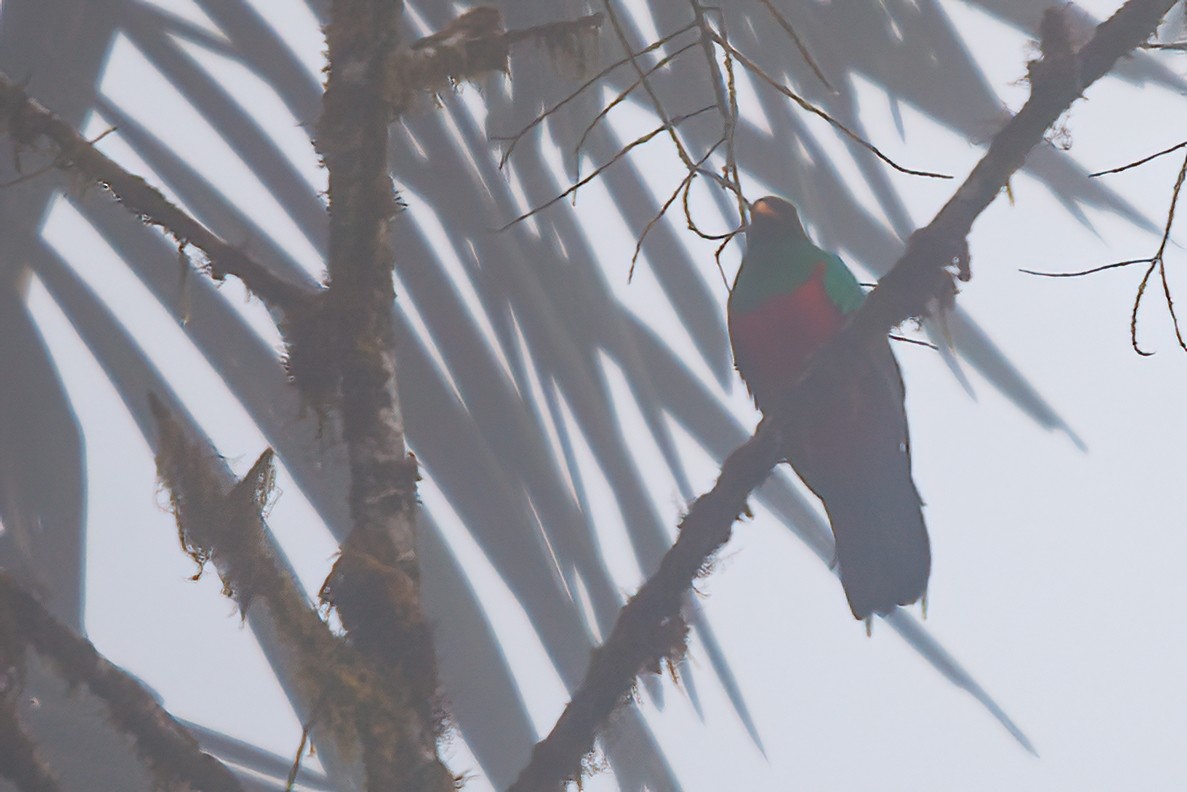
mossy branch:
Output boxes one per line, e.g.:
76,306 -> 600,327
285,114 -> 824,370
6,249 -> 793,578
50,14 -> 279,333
389,8 -> 603,113
149,395 -> 455,790
508,1 -> 1177,788
0,72 -> 319,317
0,571 -> 244,792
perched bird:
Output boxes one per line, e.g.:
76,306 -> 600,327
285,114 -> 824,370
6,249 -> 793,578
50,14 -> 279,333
727,196 -> 930,620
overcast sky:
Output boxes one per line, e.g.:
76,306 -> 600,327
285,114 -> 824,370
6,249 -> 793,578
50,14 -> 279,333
23,0 -> 1187,789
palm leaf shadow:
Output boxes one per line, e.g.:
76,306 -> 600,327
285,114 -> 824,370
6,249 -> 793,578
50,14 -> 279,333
6,0 -> 1174,787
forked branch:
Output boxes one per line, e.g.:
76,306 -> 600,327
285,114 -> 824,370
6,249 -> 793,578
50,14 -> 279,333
508,1 -> 1176,788
1024,147 -> 1187,354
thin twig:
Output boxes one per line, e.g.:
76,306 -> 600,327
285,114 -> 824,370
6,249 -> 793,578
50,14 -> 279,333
1090,138 -> 1187,176
1132,260 -> 1159,355
495,105 -> 716,231
692,164 -> 740,193
1027,147 -> 1187,355
1148,151 -> 1187,350
1157,251 -> 1187,350
681,175 -> 740,241
1113,151 -> 1185,353
630,138 -> 725,280
284,719 -> 313,792
603,0 -> 698,171
713,231 -> 740,289
1019,257 -> 1153,277
696,4 -> 747,222
719,15 -> 746,220
494,23 -> 697,167
1152,151 -> 1186,260
390,11 -> 605,113
756,0 -> 836,92
705,29 -> 952,179
574,41 -> 700,170
889,333 -> 939,350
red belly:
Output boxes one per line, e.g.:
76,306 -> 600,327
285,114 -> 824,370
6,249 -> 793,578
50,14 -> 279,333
729,269 -> 845,412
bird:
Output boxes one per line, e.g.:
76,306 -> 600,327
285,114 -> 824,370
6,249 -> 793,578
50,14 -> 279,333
726,195 -> 930,621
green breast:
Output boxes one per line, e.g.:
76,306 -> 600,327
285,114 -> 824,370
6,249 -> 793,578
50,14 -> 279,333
731,238 -> 864,317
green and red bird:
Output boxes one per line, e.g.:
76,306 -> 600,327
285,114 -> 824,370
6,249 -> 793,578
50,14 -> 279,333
727,196 -> 930,620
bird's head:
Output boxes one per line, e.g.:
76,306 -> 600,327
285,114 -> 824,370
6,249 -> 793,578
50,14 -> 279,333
746,196 -> 808,242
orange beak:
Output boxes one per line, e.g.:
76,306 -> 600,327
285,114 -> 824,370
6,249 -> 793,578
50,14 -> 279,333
750,198 -> 780,221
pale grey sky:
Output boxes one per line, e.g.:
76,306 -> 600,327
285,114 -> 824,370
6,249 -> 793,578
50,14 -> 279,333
24,1 -> 1187,789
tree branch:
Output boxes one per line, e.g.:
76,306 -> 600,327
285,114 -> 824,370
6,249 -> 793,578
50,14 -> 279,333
149,396 -> 449,791
0,571 -> 244,792
314,2 -> 453,789
389,8 -> 603,113
0,71 -> 318,317
508,1 -> 1176,788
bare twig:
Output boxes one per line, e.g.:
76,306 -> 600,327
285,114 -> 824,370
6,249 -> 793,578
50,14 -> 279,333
574,41 -> 701,171
509,1 -> 1174,787
705,29 -> 952,179
630,137 -> 725,280
1149,152 -> 1187,351
693,3 -> 747,222
1019,258 -> 1153,277
495,105 -> 716,231
1089,138 -> 1187,176
1132,260 -> 1160,355
681,175 -> 740,241
713,232 -> 741,288
1027,150 -> 1187,354
756,0 -> 836,92
889,334 -> 940,350
494,23 -> 697,167
0,72 -> 317,316
390,10 -> 605,113
284,719 -> 313,792
603,0 -> 698,171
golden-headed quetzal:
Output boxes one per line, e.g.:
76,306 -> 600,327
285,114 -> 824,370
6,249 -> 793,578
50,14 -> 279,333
727,196 -> 930,620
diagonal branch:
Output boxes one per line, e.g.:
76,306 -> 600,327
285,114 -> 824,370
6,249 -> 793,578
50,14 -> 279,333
389,9 -> 604,114
693,2 -> 747,224
0,571 -> 245,792
495,105 -> 716,231
0,71 -> 318,317
1089,137 -> 1187,175
508,1 -> 1176,788
573,40 -> 701,171
704,28 -> 952,179
755,0 -> 836,92
493,22 -> 696,167
602,0 -> 698,172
